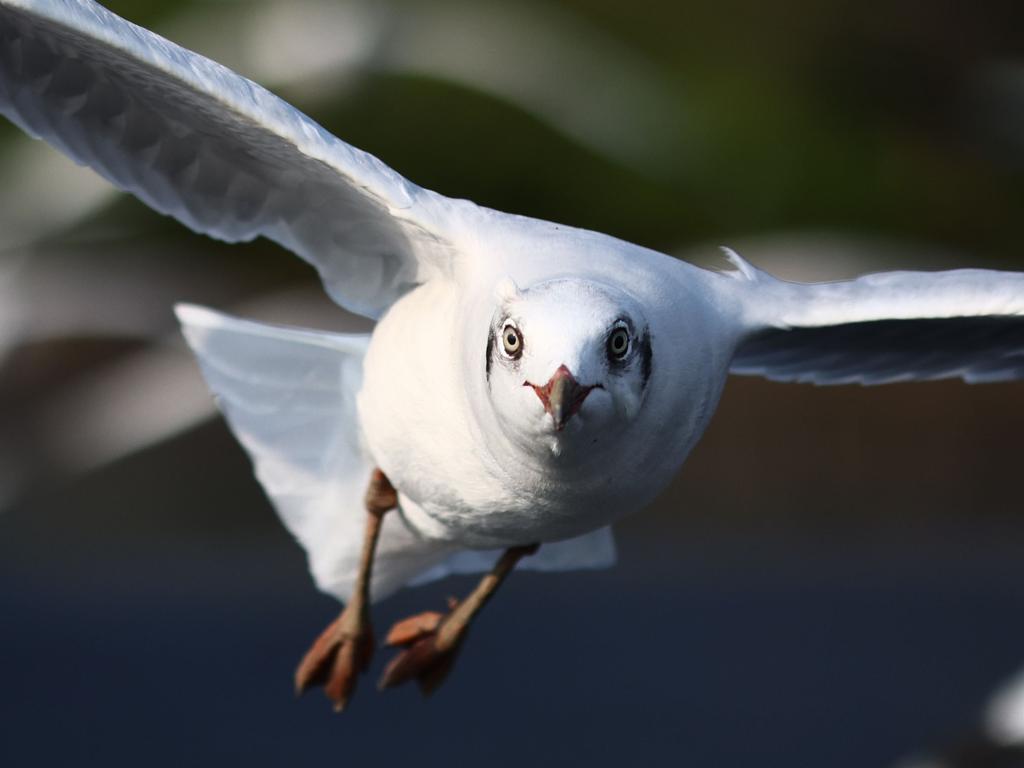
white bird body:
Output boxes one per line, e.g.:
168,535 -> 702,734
2,0 -> 1024,606
359,212 -> 737,549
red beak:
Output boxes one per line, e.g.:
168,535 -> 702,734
527,365 -> 596,431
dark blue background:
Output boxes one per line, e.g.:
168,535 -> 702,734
4,380 -> 1022,767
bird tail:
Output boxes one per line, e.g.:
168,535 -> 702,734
175,304 -> 456,602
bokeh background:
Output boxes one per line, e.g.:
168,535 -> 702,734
2,1 -> 1024,766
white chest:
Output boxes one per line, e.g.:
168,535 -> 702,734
357,282 -> 512,541
357,281 -> 728,548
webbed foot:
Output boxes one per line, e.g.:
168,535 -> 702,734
378,599 -> 463,696
295,605 -> 375,711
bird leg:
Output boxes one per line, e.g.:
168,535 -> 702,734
294,468 -> 397,711
378,542 -> 539,696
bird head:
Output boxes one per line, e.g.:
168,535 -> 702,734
485,277 -> 652,456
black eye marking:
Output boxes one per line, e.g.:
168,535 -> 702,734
638,330 -> 653,388
485,332 -> 494,381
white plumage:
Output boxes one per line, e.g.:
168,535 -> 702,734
176,303 -> 616,600
2,0 -> 1023,608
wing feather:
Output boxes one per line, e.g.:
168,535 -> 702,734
0,0 -> 465,318
728,261 -> 1024,385
174,304 -> 393,598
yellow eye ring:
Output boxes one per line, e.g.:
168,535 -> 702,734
501,324 -> 523,358
608,327 -> 630,359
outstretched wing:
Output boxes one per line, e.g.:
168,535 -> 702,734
0,0 -> 467,318
728,256 -> 1024,385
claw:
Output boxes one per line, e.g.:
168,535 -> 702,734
292,469 -> 396,711
294,609 -> 374,712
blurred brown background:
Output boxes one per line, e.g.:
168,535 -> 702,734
1,1 -> 1023,766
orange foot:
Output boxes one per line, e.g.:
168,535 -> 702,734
294,605 -> 374,712
378,599 -> 464,696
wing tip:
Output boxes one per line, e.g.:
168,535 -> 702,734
0,0 -> 37,13
718,246 -> 765,282
174,302 -> 214,326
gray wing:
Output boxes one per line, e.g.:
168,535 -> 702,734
0,0 -> 467,319
728,259 -> 1024,385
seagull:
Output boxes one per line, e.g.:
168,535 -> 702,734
2,0 -> 1023,711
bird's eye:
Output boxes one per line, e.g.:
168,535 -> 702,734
608,327 -> 630,360
501,324 -> 523,359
